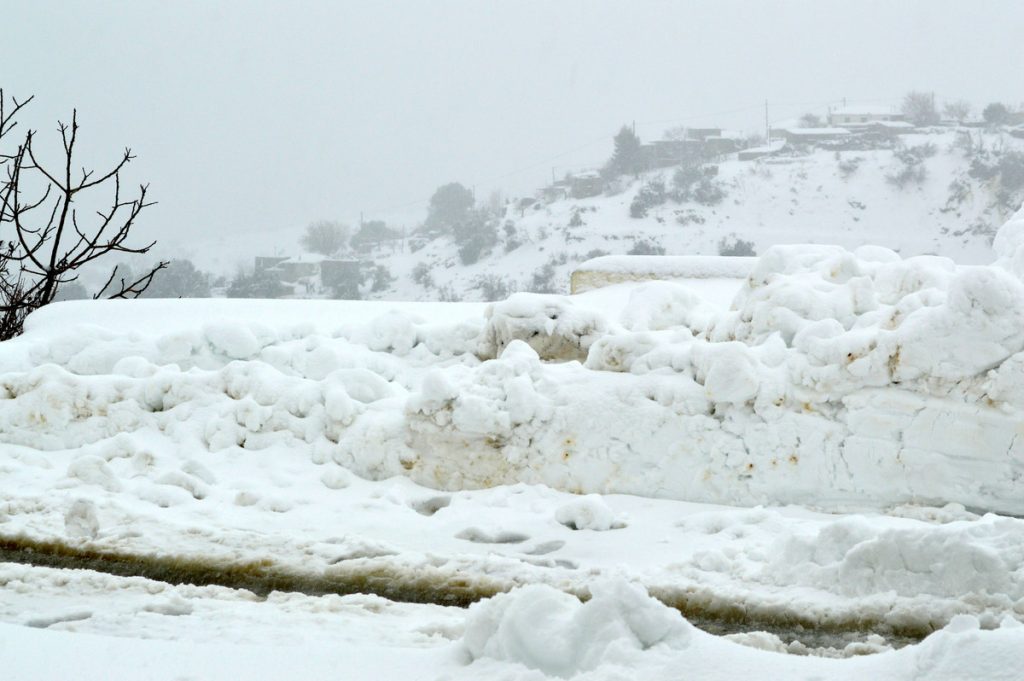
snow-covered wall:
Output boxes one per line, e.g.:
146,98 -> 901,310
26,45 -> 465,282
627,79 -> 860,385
4,209 -> 1024,514
570,255 -> 754,293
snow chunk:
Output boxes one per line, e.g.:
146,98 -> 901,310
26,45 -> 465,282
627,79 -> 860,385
64,499 -> 99,539
461,580 -> 690,677
66,456 -> 122,492
554,495 -> 623,531
204,324 -> 261,359
481,292 -> 608,362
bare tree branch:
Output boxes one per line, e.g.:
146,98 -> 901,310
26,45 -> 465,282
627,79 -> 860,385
0,92 -> 163,339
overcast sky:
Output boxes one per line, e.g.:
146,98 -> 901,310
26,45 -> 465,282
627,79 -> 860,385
3,0 -> 1023,267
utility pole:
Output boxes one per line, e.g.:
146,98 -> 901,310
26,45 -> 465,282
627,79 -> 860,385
765,100 -> 770,144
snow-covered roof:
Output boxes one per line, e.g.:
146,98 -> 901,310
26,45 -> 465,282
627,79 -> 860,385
779,127 -> 851,136
281,253 -> 329,265
831,105 -> 898,116
869,120 -> 915,129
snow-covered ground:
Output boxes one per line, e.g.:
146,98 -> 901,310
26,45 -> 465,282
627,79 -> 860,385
5,206 -> 1024,679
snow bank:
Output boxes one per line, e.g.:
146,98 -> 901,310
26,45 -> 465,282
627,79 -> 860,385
4,210 -> 1024,516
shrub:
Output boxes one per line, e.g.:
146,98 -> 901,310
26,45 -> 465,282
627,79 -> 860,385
998,152 -> 1024,192
672,164 -> 726,205
476,274 -> 515,301
370,265 -> 394,292
718,237 -> 756,257
529,260 -> 559,293
628,240 -> 666,256
630,180 -> 667,218
412,262 -> 434,288
838,156 -> 862,179
887,144 -> 934,189
436,285 -> 461,302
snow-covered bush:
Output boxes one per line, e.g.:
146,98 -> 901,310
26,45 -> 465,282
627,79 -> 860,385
628,239 -> 666,256
411,262 -> 434,288
476,274 -> 515,302
718,237 -> 756,257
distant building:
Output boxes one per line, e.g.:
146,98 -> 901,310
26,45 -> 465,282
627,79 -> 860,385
863,120 -> 915,136
827,106 -> 906,128
682,127 -> 722,141
539,183 -> 570,202
254,256 -> 288,273
702,135 -> 743,155
273,254 -> 323,282
568,170 -> 603,198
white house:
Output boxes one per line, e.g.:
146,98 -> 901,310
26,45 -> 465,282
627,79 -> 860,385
827,105 -> 906,128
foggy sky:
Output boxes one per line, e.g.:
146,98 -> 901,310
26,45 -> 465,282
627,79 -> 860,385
3,0 -> 1023,267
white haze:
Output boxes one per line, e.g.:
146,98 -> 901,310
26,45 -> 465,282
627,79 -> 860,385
2,0 -> 1022,267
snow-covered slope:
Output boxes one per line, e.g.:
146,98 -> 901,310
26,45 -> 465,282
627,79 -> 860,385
353,128 -> 1024,302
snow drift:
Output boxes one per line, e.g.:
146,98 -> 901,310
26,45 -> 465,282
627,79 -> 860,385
3,208 -> 1024,515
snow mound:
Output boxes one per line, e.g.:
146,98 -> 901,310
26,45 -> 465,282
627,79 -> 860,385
554,495 -> 623,531
768,515 -> 1024,600
480,292 -> 608,361
461,580 -> 690,677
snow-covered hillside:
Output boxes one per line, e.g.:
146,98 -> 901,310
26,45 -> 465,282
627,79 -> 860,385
348,128 -> 1024,302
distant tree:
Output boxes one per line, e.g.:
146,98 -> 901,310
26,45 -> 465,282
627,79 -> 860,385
718,237 -> 756,257
424,183 -> 475,232
370,264 -> 394,292
300,220 -> 350,256
350,220 -> 400,250
943,99 -> 972,122
411,262 -> 434,288
901,91 -> 940,127
483,189 -> 505,218
226,268 -> 288,298
627,239 -> 666,255
983,102 -> 1011,126
141,259 -> 210,298
799,113 -> 824,128
605,125 -> 644,177
453,209 -> 498,265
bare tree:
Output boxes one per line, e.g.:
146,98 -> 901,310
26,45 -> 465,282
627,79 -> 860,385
943,99 -> 972,123
300,219 -> 350,256
0,90 -> 164,339
901,91 -> 940,127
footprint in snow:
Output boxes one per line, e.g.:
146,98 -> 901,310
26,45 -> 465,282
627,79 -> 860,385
523,540 -> 565,555
455,528 -> 529,544
411,495 -> 451,516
